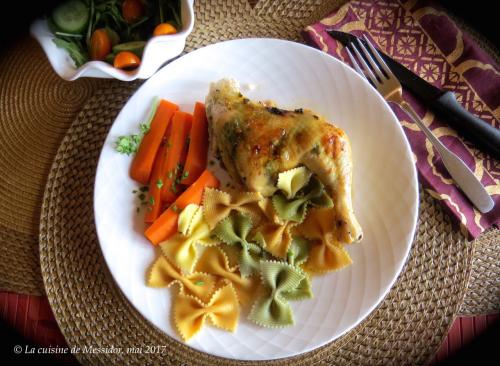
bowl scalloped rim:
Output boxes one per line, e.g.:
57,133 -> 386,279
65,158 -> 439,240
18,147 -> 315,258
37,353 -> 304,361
30,0 -> 194,81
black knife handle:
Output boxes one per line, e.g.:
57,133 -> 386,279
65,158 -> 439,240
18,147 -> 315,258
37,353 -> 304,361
429,91 -> 500,160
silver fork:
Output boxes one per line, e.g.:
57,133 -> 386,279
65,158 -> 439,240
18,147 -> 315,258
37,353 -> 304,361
346,35 -> 493,213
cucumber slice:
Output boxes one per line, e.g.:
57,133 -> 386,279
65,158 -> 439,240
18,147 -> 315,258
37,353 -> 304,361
112,41 -> 146,57
52,0 -> 89,34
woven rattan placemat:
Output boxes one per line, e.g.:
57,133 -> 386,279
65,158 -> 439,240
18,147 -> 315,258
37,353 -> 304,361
459,229 -> 499,316
36,1 -> 479,364
0,36 -> 106,295
39,81 -> 472,365
0,0 -> 495,354
0,0 -> 343,296
0,0 -> 495,316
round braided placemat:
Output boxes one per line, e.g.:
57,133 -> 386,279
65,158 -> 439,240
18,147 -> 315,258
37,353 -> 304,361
37,2 -> 477,363
459,229 -> 500,316
39,83 -> 472,365
184,0 -> 343,50
0,0 -> 493,323
0,36 -> 105,295
0,0 -> 343,296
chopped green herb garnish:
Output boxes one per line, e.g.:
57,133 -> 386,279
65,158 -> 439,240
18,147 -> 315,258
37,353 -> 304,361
149,196 -> 155,205
156,179 -> 163,189
174,167 -> 185,185
182,171 -> 189,180
115,134 -> 141,155
114,98 -> 157,156
132,185 -> 152,209
167,171 -> 173,179
170,185 -> 178,194
194,281 -> 204,286
171,204 -> 178,212
139,123 -> 150,135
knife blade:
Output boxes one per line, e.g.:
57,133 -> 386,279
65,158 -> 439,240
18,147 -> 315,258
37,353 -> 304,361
327,30 -> 500,160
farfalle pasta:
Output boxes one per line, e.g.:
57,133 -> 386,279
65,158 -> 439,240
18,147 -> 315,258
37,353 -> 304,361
272,175 -> 333,223
202,188 -> 263,229
147,255 -> 216,303
248,261 -> 312,327
160,204 -> 218,273
257,198 -> 283,225
296,207 -> 352,273
174,283 -> 240,341
211,213 -> 263,277
276,166 -> 311,199
252,220 -> 295,259
286,236 -> 310,267
252,196 -> 295,259
146,169 -> 358,341
194,246 -> 260,306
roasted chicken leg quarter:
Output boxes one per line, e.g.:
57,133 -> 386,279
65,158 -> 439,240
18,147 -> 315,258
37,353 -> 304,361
205,79 -> 363,243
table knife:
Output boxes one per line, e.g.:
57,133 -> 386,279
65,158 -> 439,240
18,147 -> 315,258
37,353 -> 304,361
327,30 -> 500,160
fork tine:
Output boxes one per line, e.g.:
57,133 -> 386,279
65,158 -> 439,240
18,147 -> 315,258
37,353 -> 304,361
355,38 -> 386,82
346,47 -> 364,76
362,34 -> 394,78
349,43 -> 378,85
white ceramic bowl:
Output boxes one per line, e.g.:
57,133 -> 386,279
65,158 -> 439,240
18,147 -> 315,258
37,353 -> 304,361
30,0 -> 194,81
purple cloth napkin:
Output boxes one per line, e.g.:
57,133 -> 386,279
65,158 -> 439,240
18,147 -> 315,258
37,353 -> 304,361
303,0 -> 499,239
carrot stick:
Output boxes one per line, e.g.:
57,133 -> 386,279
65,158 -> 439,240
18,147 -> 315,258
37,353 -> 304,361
174,115 -> 192,198
157,122 -> 173,190
145,169 -> 220,245
160,111 -> 192,203
130,99 -> 178,184
144,138 -> 168,223
182,102 -> 209,185
145,209 -> 178,245
179,116 -> 192,173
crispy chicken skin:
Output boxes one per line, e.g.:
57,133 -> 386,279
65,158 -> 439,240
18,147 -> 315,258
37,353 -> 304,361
205,79 -> 362,243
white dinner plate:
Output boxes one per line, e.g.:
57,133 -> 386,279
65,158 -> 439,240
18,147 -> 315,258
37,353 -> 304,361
94,38 -> 418,360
